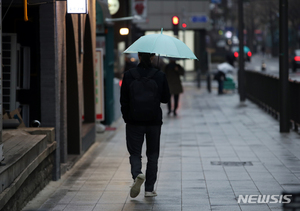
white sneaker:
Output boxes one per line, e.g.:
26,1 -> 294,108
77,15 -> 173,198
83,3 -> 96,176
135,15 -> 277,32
145,191 -> 157,197
130,174 -> 145,198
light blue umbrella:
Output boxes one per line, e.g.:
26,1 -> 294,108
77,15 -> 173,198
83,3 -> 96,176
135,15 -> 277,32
124,28 -> 198,60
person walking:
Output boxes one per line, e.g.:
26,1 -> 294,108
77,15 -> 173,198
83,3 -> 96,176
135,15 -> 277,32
164,59 -> 184,116
214,70 -> 226,95
120,52 -> 170,198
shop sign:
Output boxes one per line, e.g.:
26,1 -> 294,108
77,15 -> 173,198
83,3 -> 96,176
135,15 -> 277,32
95,49 -> 105,121
67,0 -> 88,14
132,0 -> 147,23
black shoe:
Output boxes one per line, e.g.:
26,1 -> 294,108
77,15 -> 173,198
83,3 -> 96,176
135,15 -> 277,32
173,111 -> 177,116
167,111 -> 171,116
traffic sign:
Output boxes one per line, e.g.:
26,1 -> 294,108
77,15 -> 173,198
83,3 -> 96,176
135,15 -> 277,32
190,16 -> 208,23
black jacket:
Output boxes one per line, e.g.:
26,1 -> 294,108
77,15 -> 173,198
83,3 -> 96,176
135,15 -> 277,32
120,63 -> 170,125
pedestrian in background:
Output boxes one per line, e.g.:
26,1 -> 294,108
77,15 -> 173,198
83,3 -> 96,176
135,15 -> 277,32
164,59 -> 184,116
120,52 -> 170,198
214,70 -> 226,95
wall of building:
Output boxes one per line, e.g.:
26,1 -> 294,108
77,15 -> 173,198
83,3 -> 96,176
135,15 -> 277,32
1,151 -> 55,211
0,4 -> 97,209
39,2 -> 61,180
135,0 -> 210,31
1,0 -> 97,178
63,1 -> 97,156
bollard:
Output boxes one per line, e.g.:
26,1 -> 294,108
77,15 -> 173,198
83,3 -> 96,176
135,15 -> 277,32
206,73 -> 211,93
196,69 -> 201,89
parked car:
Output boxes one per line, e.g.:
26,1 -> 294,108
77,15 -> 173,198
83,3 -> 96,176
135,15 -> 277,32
231,46 -> 252,62
291,49 -> 300,72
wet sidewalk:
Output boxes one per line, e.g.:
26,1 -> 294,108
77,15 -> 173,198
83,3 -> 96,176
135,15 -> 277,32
23,83 -> 300,211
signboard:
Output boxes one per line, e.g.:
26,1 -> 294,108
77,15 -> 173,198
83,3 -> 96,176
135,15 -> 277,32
190,16 -> 208,23
95,49 -> 105,121
67,0 -> 88,14
225,26 -> 234,31
132,0 -> 147,23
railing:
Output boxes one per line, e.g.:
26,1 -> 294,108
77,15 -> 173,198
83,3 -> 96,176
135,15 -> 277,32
245,70 -> 300,130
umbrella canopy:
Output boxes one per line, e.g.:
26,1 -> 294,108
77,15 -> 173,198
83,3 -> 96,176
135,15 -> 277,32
123,29 -> 198,60
217,62 -> 235,73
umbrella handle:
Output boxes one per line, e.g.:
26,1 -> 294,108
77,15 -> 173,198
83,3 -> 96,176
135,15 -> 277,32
157,54 -> 160,69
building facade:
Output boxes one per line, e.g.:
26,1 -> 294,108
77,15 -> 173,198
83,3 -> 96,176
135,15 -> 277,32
1,0 -> 100,179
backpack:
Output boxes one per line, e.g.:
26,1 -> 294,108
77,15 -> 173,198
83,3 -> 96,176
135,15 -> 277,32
129,68 -> 160,121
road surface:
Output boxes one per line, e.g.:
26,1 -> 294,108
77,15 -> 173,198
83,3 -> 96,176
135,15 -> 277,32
245,54 -> 300,81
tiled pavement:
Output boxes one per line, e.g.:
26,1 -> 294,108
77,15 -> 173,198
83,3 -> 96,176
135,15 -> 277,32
23,83 -> 300,211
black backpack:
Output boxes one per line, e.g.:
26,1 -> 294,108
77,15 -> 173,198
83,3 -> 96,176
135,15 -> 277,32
129,68 -> 160,121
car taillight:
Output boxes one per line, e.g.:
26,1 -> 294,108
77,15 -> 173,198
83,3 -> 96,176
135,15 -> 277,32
234,52 -> 239,58
247,51 -> 252,57
119,80 -> 122,87
294,56 -> 300,61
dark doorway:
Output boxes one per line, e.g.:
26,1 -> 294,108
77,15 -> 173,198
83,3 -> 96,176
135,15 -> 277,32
66,15 -> 81,154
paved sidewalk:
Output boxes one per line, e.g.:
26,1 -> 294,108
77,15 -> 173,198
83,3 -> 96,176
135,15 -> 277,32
23,83 -> 300,211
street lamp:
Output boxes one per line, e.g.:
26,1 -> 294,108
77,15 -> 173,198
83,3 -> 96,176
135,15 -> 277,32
120,28 -> 129,35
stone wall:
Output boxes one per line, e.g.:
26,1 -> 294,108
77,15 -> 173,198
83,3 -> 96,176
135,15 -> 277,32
2,153 -> 55,211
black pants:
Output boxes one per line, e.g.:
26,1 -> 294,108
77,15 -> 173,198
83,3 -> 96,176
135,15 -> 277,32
168,94 -> 179,112
217,79 -> 224,94
126,124 -> 161,192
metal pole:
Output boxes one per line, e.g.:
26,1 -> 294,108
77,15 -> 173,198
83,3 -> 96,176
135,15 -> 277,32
105,15 -> 142,22
183,29 -> 186,81
0,0 -> 3,163
194,30 -> 201,88
207,52 -> 211,93
238,0 -> 245,102
182,8 -> 186,80
279,0 -> 290,132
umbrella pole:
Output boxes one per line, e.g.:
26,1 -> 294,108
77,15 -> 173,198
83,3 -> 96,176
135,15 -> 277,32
157,55 -> 160,69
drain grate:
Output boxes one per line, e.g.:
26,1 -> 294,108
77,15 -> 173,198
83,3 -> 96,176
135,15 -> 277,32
211,161 -> 253,166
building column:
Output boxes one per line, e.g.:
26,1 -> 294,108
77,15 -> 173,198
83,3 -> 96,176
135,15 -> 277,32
39,2 -> 61,180
56,1 -> 68,163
